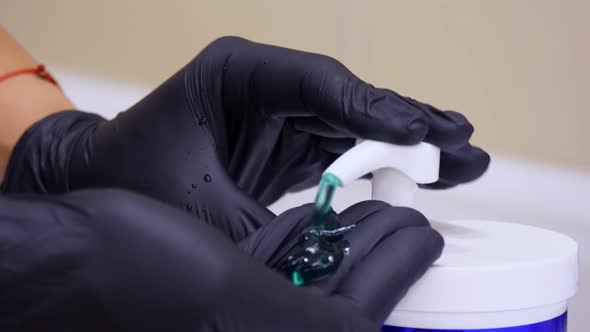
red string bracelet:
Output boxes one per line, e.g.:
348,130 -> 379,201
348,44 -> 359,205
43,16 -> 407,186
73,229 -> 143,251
0,64 -> 59,87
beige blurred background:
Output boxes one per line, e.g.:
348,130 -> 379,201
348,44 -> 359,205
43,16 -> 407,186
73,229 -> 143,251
1,0 -> 589,169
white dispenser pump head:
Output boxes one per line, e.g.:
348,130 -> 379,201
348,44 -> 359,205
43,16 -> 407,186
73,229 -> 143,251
323,140 -> 440,206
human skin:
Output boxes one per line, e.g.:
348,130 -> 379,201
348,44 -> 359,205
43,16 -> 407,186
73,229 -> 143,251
0,25 -> 74,181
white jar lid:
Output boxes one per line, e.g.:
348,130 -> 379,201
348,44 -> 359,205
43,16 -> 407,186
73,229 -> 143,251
387,219 -> 578,327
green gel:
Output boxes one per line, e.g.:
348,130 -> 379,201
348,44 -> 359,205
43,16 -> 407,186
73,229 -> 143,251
277,173 -> 354,286
313,173 -> 342,217
292,271 -> 304,286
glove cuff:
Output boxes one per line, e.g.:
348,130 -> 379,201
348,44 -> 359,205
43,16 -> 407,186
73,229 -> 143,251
1,110 -> 105,194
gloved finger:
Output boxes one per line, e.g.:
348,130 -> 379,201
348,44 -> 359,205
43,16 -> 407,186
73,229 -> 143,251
420,143 -> 490,189
404,98 -> 475,150
335,225 -> 443,323
306,80 -> 428,146
304,73 -> 473,150
330,200 -> 390,228
291,117 -> 352,139
418,178 -> 457,190
318,137 -> 356,155
239,203 -> 315,265
318,201 -> 430,293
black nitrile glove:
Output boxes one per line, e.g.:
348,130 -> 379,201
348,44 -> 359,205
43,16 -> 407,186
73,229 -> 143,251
0,189 -> 442,332
2,36 -> 489,241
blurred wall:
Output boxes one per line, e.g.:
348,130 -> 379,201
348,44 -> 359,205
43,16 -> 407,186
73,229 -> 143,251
1,0 -> 588,169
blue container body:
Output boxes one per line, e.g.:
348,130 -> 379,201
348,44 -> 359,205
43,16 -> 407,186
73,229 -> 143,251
382,311 -> 567,332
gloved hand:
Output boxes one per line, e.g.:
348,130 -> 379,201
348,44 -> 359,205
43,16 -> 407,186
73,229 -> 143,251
0,189 -> 442,332
1,36 -> 489,241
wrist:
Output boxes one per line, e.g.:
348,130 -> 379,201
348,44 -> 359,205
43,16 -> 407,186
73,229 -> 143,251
0,26 -> 75,166
1,111 -> 105,194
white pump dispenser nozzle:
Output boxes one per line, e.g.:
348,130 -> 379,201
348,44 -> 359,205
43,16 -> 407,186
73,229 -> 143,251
323,140 -> 440,207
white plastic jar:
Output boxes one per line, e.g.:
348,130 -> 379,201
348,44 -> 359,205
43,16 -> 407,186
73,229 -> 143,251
382,219 -> 579,332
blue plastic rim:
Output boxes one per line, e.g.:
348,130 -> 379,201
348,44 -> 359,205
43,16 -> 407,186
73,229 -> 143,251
382,311 -> 567,332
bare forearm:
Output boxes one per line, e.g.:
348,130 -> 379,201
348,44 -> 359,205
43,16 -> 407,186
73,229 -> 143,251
0,25 -> 74,181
